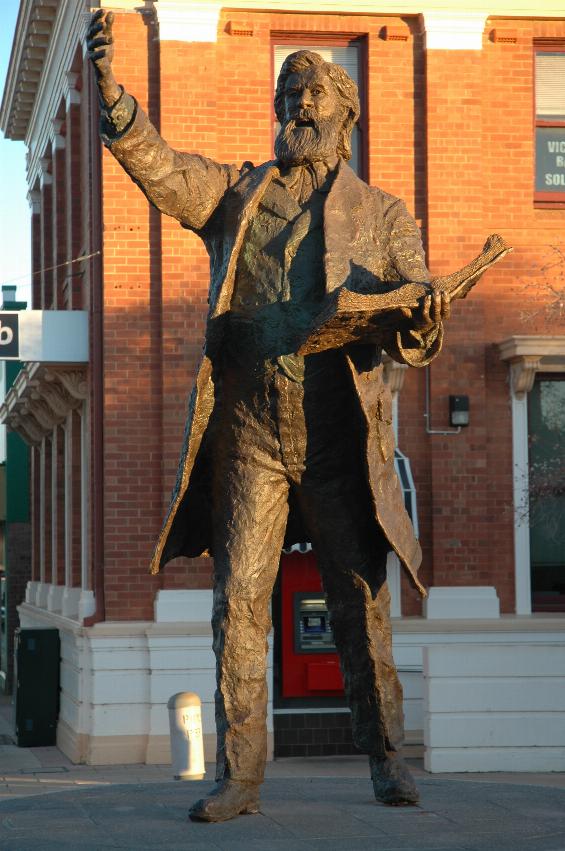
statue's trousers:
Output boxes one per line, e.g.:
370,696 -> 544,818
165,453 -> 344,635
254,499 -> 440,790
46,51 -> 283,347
209,353 -> 405,783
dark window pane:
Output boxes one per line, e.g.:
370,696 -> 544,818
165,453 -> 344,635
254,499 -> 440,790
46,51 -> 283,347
528,377 -> 565,611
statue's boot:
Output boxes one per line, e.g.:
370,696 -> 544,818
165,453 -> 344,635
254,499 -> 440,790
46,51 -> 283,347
369,753 -> 419,805
189,779 -> 260,822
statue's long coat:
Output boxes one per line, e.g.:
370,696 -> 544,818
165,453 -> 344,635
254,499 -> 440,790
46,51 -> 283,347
109,105 -> 443,596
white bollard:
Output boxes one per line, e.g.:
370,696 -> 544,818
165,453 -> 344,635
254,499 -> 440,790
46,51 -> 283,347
167,692 -> 205,780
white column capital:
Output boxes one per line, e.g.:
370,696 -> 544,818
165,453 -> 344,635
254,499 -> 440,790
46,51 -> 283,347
51,117 -> 66,151
422,11 -> 486,51
65,71 -> 81,107
156,1 -> 221,43
78,589 -> 96,622
510,356 -> 542,398
45,368 -> 88,402
27,188 -> 41,214
39,156 -> 52,187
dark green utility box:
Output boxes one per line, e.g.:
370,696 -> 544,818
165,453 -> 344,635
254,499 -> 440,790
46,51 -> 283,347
14,628 -> 60,747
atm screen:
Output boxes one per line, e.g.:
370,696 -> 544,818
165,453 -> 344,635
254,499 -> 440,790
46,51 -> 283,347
294,595 -> 337,653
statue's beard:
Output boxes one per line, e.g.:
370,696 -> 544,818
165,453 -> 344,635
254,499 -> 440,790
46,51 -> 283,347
275,111 -> 341,165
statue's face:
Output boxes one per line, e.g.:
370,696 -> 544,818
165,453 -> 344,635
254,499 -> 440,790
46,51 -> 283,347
282,66 -> 340,125
275,66 -> 345,166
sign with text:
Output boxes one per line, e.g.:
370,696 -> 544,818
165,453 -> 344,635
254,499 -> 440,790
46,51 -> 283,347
0,311 -> 88,362
0,313 -> 19,360
536,127 -> 565,193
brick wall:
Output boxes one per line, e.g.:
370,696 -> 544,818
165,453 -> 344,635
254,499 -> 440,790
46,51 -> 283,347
96,10 -> 565,620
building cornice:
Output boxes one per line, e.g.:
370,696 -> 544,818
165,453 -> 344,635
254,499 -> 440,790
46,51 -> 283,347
423,11 -> 487,50
498,335 -> 565,397
25,0 -> 88,188
498,335 -> 565,361
1,362 -> 88,447
2,1 -> 565,146
0,0 -> 59,141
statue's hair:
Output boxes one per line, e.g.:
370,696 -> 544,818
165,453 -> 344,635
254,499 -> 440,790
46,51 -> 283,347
274,50 -> 360,161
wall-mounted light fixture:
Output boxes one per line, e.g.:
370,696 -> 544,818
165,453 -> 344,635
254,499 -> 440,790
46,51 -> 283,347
449,395 -> 470,428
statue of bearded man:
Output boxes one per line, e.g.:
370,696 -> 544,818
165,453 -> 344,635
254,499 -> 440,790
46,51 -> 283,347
87,9 -> 451,823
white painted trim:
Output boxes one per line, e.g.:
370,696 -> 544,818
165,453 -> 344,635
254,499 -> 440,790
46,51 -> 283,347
99,0 -> 147,8
17,311 -> 89,362
47,583 -> 64,613
39,167 -> 52,190
61,586 -> 81,619
498,334 -> 565,615
0,0 -> 36,136
51,426 -> 57,585
512,392 -> 532,615
154,589 -> 213,623
5,1 -> 565,144
50,117 -> 66,152
423,643 -> 565,772
78,589 -> 95,621
39,437 -> 46,583
386,365 -> 404,617
392,393 -> 399,442
30,446 -> 37,582
157,1 -> 221,43
498,335 -> 565,361
498,338 -> 565,614
36,581 -> 51,608
424,586 -> 500,619
27,188 -> 41,215
80,400 -> 89,593
65,71 -> 81,109
25,580 -> 40,605
387,552 -> 402,618
423,11 -> 486,50
26,1 -> 88,188
153,0 -> 565,20
64,413 -> 72,588
15,603 -> 565,766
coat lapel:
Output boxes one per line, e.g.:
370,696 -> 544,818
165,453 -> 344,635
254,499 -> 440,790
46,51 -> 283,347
209,161 -> 278,320
323,160 -> 367,293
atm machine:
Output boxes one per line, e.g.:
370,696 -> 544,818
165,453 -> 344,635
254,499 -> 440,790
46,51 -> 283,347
279,549 -> 344,698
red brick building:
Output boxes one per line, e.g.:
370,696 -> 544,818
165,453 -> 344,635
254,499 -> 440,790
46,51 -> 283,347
1,0 -> 564,769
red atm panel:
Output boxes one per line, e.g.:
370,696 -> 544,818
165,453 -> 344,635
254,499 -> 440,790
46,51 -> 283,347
280,551 -> 345,698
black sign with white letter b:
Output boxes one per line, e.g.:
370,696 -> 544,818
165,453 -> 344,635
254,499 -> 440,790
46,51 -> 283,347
0,314 -> 19,359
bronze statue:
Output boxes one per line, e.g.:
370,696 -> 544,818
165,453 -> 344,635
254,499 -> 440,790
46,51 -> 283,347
87,10 -> 509,823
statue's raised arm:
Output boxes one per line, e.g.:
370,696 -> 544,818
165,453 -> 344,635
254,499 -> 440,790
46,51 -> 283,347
86,9 -> 120,107
86,10 -> 238,232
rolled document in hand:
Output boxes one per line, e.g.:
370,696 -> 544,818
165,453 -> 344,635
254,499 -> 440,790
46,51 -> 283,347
297,234 -> 512,355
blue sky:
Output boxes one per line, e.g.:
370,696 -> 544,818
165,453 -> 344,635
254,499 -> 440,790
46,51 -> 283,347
0,1 -> 32,308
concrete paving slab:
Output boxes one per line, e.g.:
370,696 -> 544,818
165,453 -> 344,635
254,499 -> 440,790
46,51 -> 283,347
0,746 -> 41,771
0,777 -> 563,851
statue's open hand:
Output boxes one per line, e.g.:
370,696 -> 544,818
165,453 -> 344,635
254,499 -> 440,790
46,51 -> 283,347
400,291 -> 450,333
87,10 -> 120,106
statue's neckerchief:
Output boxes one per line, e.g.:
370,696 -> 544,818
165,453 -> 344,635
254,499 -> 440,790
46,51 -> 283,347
275,157 -> 339,202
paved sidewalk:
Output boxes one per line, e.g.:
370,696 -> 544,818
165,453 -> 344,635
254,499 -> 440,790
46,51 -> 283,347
0,775 -> 565,851
1,697 -> 565,850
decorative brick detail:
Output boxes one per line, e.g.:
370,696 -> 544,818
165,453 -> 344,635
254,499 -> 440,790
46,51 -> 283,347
226,20 -> 254,37
379,24 -> 410,42
490,29 -> 518,44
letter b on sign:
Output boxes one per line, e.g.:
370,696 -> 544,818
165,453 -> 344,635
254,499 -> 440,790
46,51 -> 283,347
0,314 -> 19,359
